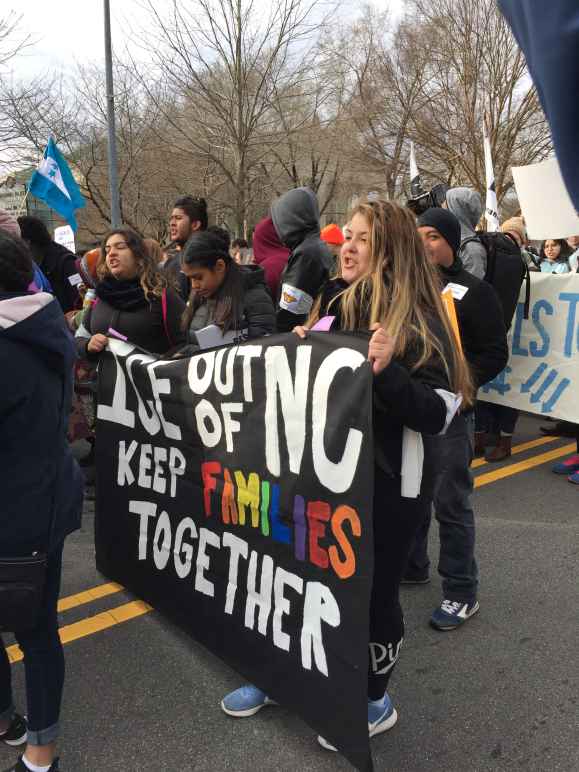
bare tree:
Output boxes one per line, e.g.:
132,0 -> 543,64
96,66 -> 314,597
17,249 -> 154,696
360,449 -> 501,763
130,0 -> 327,234
0,11 -> 35,166
405,0 -> 551,203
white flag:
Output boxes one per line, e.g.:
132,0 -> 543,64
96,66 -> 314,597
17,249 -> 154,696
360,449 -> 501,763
483,130 -> 499,232
409,142 -> 422,197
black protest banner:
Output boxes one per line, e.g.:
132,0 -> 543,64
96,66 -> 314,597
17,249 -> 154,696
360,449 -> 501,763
95,333 -> 375,770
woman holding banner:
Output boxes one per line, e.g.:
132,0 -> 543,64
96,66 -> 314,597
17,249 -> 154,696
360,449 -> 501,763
76,229 -> 185,360
221,199 -> 474,750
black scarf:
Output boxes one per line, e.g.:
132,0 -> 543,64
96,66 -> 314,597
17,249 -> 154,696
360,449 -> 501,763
96,276 -> 148,311
439,254 -> 464,277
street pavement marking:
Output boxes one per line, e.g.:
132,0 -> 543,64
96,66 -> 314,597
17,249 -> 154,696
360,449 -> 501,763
471,435 -> 559,469
474,443 -> 576,488
57,581 -> 124,612
6,600 -> 152,664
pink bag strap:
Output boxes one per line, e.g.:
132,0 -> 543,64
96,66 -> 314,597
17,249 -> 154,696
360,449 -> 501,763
161,288 -> 172,347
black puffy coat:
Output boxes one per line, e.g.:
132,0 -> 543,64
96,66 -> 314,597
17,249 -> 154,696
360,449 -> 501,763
76,283 -> 186,358
439,256 -> 508,389
36,240 -> 81,313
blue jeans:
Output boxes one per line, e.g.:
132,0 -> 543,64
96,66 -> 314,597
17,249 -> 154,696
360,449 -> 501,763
405,412 -> 479,604
0,543 -> 65,745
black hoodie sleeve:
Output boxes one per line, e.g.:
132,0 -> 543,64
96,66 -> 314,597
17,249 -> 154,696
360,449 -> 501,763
276,238 -> 331,332
373,359 -> 448,435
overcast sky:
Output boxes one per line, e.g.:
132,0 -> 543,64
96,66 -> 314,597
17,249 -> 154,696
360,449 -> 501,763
7,0 -> 404,80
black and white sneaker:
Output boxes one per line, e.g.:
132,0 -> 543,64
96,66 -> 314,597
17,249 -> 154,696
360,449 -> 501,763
0,714 -> 27,746
430,599 -> 480,631
3,757 -> 59,772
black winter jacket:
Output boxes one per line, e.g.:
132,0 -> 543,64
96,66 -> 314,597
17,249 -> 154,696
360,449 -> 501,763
76,284 -> 186,358
317,280 -> 450,495
35,240 -> 81,313
271,187 -> 333,332
440,257 -> 508,389
0,292 -> 83,554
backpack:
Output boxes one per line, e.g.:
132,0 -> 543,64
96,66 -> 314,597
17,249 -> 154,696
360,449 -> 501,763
461,232 -> 530,329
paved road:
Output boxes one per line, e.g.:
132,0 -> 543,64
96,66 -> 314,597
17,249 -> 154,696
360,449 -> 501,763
2,415 -> 578,771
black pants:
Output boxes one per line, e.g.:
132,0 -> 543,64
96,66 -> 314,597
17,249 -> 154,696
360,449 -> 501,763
368,470 -> 429,700
475,402 -> 519,435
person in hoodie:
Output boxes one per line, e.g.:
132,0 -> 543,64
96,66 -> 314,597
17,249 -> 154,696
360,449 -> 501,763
251,216 -> 290,300
178,230 -> 275,352
0,233 -> 83,772
270,187 -> 333,332
403,209 -> 508,631
17,217 -> 79,312
444,187 -> 487,280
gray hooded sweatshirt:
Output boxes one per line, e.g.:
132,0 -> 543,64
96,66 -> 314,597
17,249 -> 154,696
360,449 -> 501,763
270,187 -> 333,332
446,187 -> 487,280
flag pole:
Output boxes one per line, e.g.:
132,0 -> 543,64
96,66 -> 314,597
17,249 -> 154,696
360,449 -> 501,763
104,0 -> 121,228
483,111 -> 499,232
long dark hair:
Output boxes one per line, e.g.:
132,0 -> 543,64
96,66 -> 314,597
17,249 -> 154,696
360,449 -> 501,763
98,228 -> 169,300
0,233 -> 34,291
539,239 -> 572,263
181,231 -> 244,333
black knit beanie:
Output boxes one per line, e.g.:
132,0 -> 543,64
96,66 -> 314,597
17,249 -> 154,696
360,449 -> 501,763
417,207 -> 461,256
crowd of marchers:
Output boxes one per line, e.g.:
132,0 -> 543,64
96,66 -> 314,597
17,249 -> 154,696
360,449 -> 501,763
0,182 -> 578,772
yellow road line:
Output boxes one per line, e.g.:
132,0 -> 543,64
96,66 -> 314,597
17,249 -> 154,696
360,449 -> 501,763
471,435 -> 559,469
6,600 -> 152,664
57,581 -> 123,612
474,443 -> 576,488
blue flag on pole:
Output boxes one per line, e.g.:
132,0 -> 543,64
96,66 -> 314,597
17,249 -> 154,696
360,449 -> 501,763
27,138 -> 85,231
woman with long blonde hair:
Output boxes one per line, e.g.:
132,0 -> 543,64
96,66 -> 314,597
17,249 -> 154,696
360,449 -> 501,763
221,198 -> 474,751
75,228 -> 185,359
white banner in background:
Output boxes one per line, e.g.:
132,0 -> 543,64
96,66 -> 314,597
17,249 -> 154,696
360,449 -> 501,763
479,273 -> 579,423
512,157 -> 579,240
54,224 -> 75,253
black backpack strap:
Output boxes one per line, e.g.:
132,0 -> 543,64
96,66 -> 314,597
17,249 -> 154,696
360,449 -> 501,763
522,261 -> 531,320
459,235 -> 480,252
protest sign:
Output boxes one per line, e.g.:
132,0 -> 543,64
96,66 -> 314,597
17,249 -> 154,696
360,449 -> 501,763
95,333 -> 375,771
479,273 -> 579,423
53,224 -> 76,253
512,158 -> 579,240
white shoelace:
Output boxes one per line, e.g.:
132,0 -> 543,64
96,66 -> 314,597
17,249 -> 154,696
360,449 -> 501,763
441,599 -> 463,615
